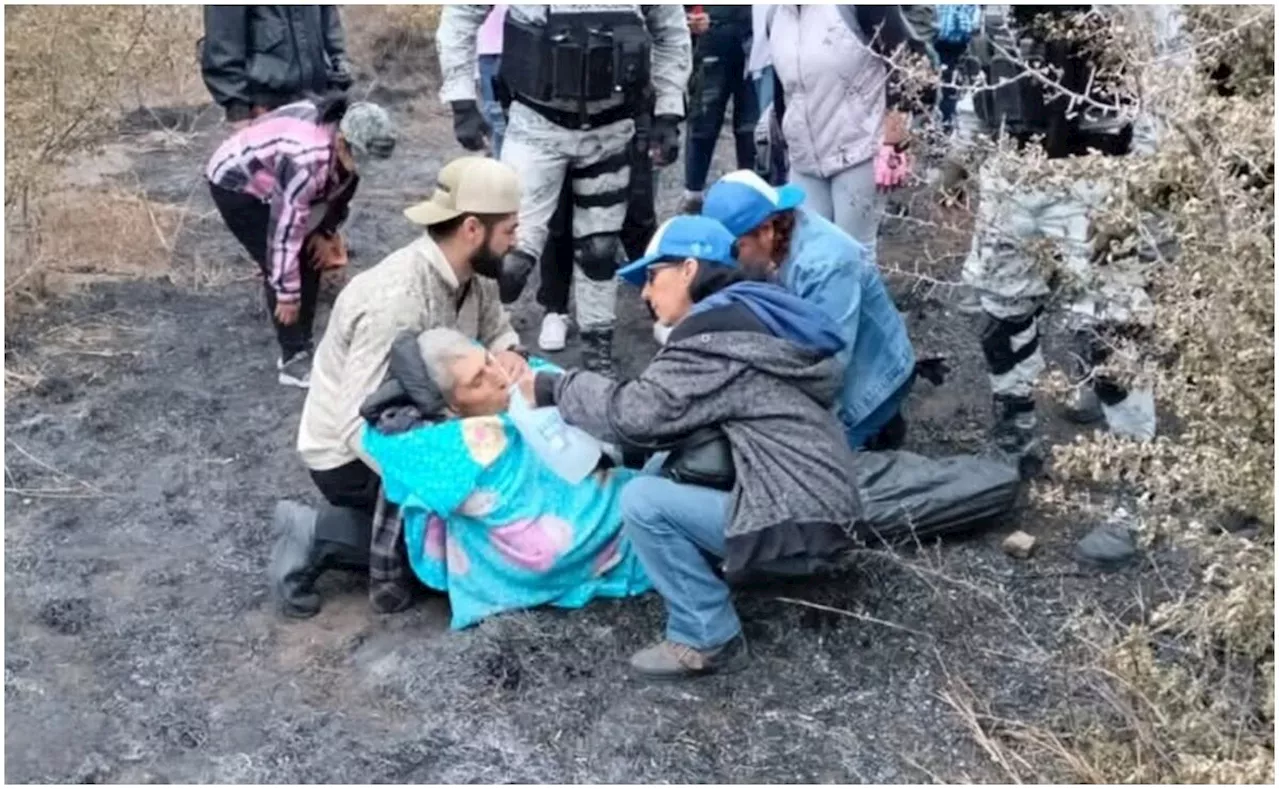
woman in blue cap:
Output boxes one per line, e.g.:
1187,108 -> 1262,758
517,215 -> 862,679
701,170 -> 917,451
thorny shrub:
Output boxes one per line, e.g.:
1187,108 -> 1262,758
889,5 -> 1274,782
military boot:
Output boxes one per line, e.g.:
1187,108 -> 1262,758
992,394 -> 1044,479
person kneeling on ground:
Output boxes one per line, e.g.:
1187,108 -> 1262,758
272,157 -> 532,618
207,95 -> 396,388
701,170 -> 917,450
356,327 -> 653,630
517,215 -> 863,679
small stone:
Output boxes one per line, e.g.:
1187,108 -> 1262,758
1002,530 -> 1037,559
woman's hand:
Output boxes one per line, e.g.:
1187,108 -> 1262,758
274,301 -> 300,326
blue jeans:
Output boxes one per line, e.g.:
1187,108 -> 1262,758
685,30 -> 759,192
620,472 -> 741,651
845,372 -> 915,450
478,54 -> 506,158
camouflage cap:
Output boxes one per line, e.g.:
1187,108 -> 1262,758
340,102 -> 396,159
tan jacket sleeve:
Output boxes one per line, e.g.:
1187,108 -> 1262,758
337,311 -> 409,472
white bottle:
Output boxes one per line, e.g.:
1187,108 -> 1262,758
507,385 -> 603,484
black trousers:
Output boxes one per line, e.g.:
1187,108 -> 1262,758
536,111 -> 657,314
209,183 -> 321,359
309,459 -> 378,560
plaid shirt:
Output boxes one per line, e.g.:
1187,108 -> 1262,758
206,101 -> 336,303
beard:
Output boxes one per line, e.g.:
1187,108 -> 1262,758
469,227 -> 504,280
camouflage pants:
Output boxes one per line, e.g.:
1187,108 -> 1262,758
962,162 -> 1157,440
500,102 -> 634,332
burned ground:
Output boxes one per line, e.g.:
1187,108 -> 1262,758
4,90 -> 1192,783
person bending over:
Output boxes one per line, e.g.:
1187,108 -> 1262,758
702,170 -> 917,450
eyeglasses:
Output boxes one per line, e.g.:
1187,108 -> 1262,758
644,258 -> 687,284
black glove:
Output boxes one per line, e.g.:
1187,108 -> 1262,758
450,100 -> 491,152
498,250 -> 537,304
649,114 -> 681,167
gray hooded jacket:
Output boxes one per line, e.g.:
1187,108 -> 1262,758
547,304 -> 863,576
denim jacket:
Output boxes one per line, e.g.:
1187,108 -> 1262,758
776,208 -> 916,446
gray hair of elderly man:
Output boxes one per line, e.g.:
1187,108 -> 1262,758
416,327 -> 481,395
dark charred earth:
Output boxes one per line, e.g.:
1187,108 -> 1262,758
3,85 -> 1189,784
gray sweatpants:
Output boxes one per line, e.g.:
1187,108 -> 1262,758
500,102 -> 634,332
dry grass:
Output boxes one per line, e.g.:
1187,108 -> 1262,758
3,4 -> 445,322
343,4 -> 443,77
5,189 -> 188,329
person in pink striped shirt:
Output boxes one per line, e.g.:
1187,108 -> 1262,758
206,95 -> 394,387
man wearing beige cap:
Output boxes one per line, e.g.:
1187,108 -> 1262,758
271,155 -> 528,619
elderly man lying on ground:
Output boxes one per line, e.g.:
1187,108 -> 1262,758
357,328 -> 653,630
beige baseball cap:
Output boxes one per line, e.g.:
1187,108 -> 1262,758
403,156 -> 522,226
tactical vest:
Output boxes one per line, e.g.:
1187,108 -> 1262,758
499,5 -> 652,107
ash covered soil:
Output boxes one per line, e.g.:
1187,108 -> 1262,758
4,86 -> 1189,783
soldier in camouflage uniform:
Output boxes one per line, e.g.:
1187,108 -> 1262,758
436,5 -> 692,374
956,5 -> 1181,473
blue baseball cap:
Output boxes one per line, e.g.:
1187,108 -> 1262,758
617,215 -> 738,286
701,170 -> 806,237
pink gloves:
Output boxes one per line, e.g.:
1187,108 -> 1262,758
875,143 -> 912,191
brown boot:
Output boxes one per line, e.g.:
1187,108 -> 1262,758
629,633 -> 749,680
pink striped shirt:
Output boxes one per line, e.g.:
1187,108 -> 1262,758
206,102 -> 336,303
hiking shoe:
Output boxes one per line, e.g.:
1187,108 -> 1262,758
629,633 -> 749,680
538,313 -> 569,352
277,351 -> 311,388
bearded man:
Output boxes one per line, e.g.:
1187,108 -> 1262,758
272,156 -> 531,618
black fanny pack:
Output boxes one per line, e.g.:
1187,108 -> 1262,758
660,427 -> 736,492
500,10 -> 651,106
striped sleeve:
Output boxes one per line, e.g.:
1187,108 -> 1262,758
265,150 -> 326,302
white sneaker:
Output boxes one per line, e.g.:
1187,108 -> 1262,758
277,351 -> 311,388
538,313 -> 569,352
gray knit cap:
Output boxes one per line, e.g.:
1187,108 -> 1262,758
340,102 -> 396,159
